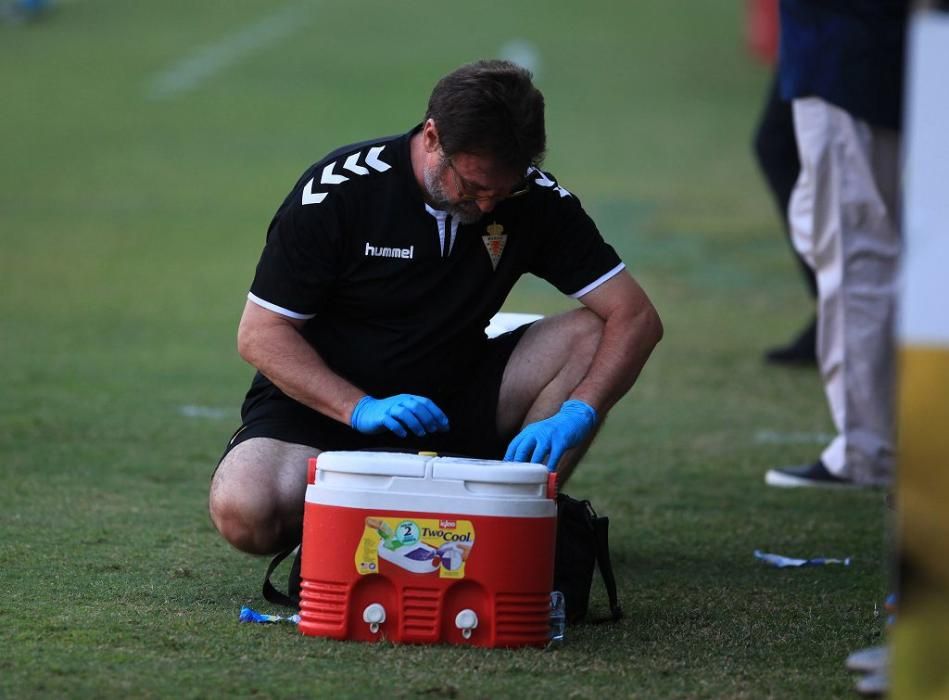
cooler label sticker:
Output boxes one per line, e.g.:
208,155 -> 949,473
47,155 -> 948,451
356,517 -> 474,579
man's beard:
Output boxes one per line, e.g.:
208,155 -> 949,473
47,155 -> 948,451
423,159 -> 484,225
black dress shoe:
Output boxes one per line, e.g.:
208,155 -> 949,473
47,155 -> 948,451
764,316 -> 817,366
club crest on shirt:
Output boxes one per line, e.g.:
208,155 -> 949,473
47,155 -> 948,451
481,221 -> 507,270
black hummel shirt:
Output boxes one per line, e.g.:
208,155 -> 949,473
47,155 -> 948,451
248,126 -> 624,399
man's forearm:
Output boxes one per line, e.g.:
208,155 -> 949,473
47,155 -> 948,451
237,304 -> 365,425
570,299 -> 662,414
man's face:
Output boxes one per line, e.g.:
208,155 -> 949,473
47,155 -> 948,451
423,151 -> 527,225
423,156 -> 484,224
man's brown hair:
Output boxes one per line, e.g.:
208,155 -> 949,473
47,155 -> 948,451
425,60 -> 546,175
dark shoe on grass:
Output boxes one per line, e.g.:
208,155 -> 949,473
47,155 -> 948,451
765,461 -> 857,488
764,317 -> 817,366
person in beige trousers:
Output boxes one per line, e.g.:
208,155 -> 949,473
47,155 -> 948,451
766,96 -> 901,487
764,0 -> 907,489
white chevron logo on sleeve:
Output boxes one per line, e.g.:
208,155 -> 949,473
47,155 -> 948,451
366,146 -> 391,172
321,162 -> 348,185
301,178 -> 327,205
301,145 -> 392,205
531,167 -> 555,187
530,167 -> 572,198
343,152 -> 369,175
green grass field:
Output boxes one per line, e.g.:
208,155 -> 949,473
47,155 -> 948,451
1,2 -> 888,698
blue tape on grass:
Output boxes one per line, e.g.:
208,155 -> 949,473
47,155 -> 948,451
754,550 -> 852,568
239,606 -> 300,624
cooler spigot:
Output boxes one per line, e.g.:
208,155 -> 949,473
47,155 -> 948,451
363,603 -> 386,634
455,609 -> 478,639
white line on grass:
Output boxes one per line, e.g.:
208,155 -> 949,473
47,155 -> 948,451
178,405 -> 231,420
145,2 -> 314,101
754,430 -> 833,445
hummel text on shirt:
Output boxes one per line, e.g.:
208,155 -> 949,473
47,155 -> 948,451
365,242 -> 414,259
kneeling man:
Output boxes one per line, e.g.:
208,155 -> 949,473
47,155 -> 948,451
210,60 -> 663,555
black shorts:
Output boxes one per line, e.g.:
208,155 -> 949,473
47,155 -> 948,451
217,324 -> 531,466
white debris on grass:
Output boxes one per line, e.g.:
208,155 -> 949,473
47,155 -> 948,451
178,405 -> 231,420
499,39 -> 542,78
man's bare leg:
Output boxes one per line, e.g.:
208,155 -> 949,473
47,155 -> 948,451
496,308 -> 604,486
209,438 -> 318,555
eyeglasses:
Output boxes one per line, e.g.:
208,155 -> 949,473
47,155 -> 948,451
445,157 -> 531,203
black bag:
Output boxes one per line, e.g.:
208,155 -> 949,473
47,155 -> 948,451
263,494 -> 623,625
553,493 -> 622,624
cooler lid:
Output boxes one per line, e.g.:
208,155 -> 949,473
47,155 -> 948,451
308,451 -> 556,515
316,451 -> 426,478
430,456 -> 549,484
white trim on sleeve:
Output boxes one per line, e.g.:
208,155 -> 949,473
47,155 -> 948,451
247,292 -> 316,320
569,262 -> 626,299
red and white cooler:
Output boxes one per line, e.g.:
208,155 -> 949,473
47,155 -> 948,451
298,451 -> 557,647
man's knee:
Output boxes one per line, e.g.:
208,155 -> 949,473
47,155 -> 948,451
208,440 -> 309,555
560,308 -> 604,368
209,478 -> 288,555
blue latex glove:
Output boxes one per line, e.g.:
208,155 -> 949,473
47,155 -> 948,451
504,399 -> 598,470
350,394 -> 450,438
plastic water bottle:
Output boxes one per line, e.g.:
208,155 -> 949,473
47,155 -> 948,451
549,590 -> 566,643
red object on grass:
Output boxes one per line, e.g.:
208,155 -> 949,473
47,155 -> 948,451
746,0 -> 780,65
